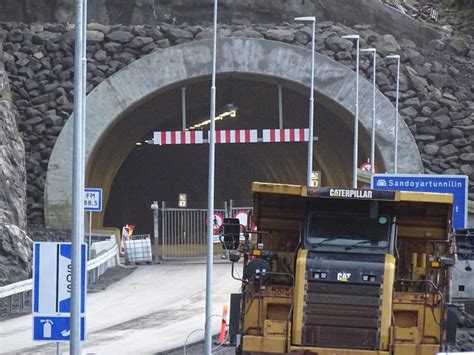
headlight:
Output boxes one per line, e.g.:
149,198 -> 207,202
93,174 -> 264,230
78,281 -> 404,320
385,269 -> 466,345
362,274 -> 377,282
313,271 -> 327,279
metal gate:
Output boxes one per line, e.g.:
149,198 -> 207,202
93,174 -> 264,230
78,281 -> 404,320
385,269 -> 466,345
160,201 -> 252,260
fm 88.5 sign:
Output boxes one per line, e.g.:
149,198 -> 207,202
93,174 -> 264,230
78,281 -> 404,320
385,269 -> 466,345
84,188 -> 102,212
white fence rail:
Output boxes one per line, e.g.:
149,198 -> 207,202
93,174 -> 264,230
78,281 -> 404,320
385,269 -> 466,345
88,243 -> 118,271
0,279 -> 33,299
0,243 -> 118,300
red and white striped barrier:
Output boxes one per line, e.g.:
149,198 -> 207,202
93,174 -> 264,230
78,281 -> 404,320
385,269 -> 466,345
209,129 -> 258,144
262,128 -> 309,143
153,131 -> 204,145
219,304 -> 229,344
152,128 -> 310,145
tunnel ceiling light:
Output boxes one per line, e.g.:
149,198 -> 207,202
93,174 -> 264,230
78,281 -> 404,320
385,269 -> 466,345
189,105 -> 237,130
135,142 -> 142,146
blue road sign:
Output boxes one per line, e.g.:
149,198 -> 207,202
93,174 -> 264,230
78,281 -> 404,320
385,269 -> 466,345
33,316 -> 85,341
84,188 -> 102,212
371,174 -> 468,229
33,243 -> 87,342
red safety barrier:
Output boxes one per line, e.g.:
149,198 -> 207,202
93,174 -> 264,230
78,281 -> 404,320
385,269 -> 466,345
153,130 -> 204,145
262,128 -> 309,142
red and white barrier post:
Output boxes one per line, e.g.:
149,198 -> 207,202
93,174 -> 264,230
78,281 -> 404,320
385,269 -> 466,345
219,304 -> 229,344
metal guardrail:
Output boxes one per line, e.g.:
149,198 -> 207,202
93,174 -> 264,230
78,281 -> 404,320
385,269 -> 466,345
87,244 -> 118,272
0,243 -> 119,317
0,279 -> 33,299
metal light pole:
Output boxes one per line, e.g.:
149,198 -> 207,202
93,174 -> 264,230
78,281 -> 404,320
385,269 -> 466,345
205,0 -> 218,353
295,16 -> 316,186
386,54 -> 400,174
151,201 -> 159,245
82,0 -> 87,166
361,48 -> 377,174
71,0 -> 86,352
342,34 -> 360,188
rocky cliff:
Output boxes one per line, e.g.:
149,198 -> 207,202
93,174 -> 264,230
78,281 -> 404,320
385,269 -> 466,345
0,45 -> 32,286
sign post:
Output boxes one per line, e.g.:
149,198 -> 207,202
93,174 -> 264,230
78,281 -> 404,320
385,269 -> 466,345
33,242 -> 86,342
371,174 -> 468,229
84,188 -> 102,259
205,1 -> 218,352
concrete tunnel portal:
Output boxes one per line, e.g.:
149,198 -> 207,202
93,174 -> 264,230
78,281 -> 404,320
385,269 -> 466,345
44,38 -> 423,233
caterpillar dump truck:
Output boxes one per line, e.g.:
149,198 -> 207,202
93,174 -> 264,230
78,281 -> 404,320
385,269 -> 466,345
221,182 -> 457,355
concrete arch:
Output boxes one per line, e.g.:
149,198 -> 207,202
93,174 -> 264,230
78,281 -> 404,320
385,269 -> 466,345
45,37 -> 422,228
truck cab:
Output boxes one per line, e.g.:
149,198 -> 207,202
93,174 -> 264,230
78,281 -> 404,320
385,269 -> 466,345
224,182 -> 457,355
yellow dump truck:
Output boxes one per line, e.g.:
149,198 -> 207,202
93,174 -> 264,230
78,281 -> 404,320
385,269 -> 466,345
221,182 -> 457,355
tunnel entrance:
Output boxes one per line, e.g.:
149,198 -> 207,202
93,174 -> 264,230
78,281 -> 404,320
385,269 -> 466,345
103,76 -> 373,234
46,38 -> 422,230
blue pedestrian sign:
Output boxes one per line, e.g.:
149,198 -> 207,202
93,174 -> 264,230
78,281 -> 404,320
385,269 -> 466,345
84,188 -> 102,212
33,242 -> 87,342
371,174 -> 468,230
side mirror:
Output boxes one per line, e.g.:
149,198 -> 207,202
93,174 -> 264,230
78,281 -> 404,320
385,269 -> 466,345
221,218 -> 241,250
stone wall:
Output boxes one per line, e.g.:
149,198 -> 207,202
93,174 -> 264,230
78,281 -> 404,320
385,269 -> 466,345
0,0 -> 440,45
0,20 -> 473,225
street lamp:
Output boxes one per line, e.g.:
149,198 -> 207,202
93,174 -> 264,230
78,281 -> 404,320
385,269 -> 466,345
386,54 -> 400,174
295,16 -> 316,186
205,0 -> 218,353
342,34 -> 360,188
360,48 -> 377,174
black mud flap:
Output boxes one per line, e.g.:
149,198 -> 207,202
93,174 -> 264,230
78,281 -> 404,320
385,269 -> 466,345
445,303 -> 458,345
229,293 -> 242,346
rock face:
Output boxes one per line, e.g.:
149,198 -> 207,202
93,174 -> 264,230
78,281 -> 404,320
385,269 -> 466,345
0,20 -> 472,225
0,101 -> 26,229
0,44 -> 31,286
0,223 -> 32,286
0,42 -> 26,229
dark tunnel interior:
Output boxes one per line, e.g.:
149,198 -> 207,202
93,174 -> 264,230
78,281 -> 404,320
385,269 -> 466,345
103,76 -> 373,234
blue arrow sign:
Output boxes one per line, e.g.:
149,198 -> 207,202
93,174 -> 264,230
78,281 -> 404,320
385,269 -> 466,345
371,174 -> 468,229
33,243 -> 87,342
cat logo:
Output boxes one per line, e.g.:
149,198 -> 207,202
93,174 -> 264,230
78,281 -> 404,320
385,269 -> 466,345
337,272 -> 351,282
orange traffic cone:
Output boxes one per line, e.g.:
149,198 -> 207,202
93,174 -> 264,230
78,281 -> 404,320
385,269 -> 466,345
219,304 -> 229,344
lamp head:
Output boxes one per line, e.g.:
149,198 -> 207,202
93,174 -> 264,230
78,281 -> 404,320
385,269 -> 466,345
295,16 -> 316,22
386,54 -> 400,60
361,48 -> 376,53
342,34 -> 360,40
